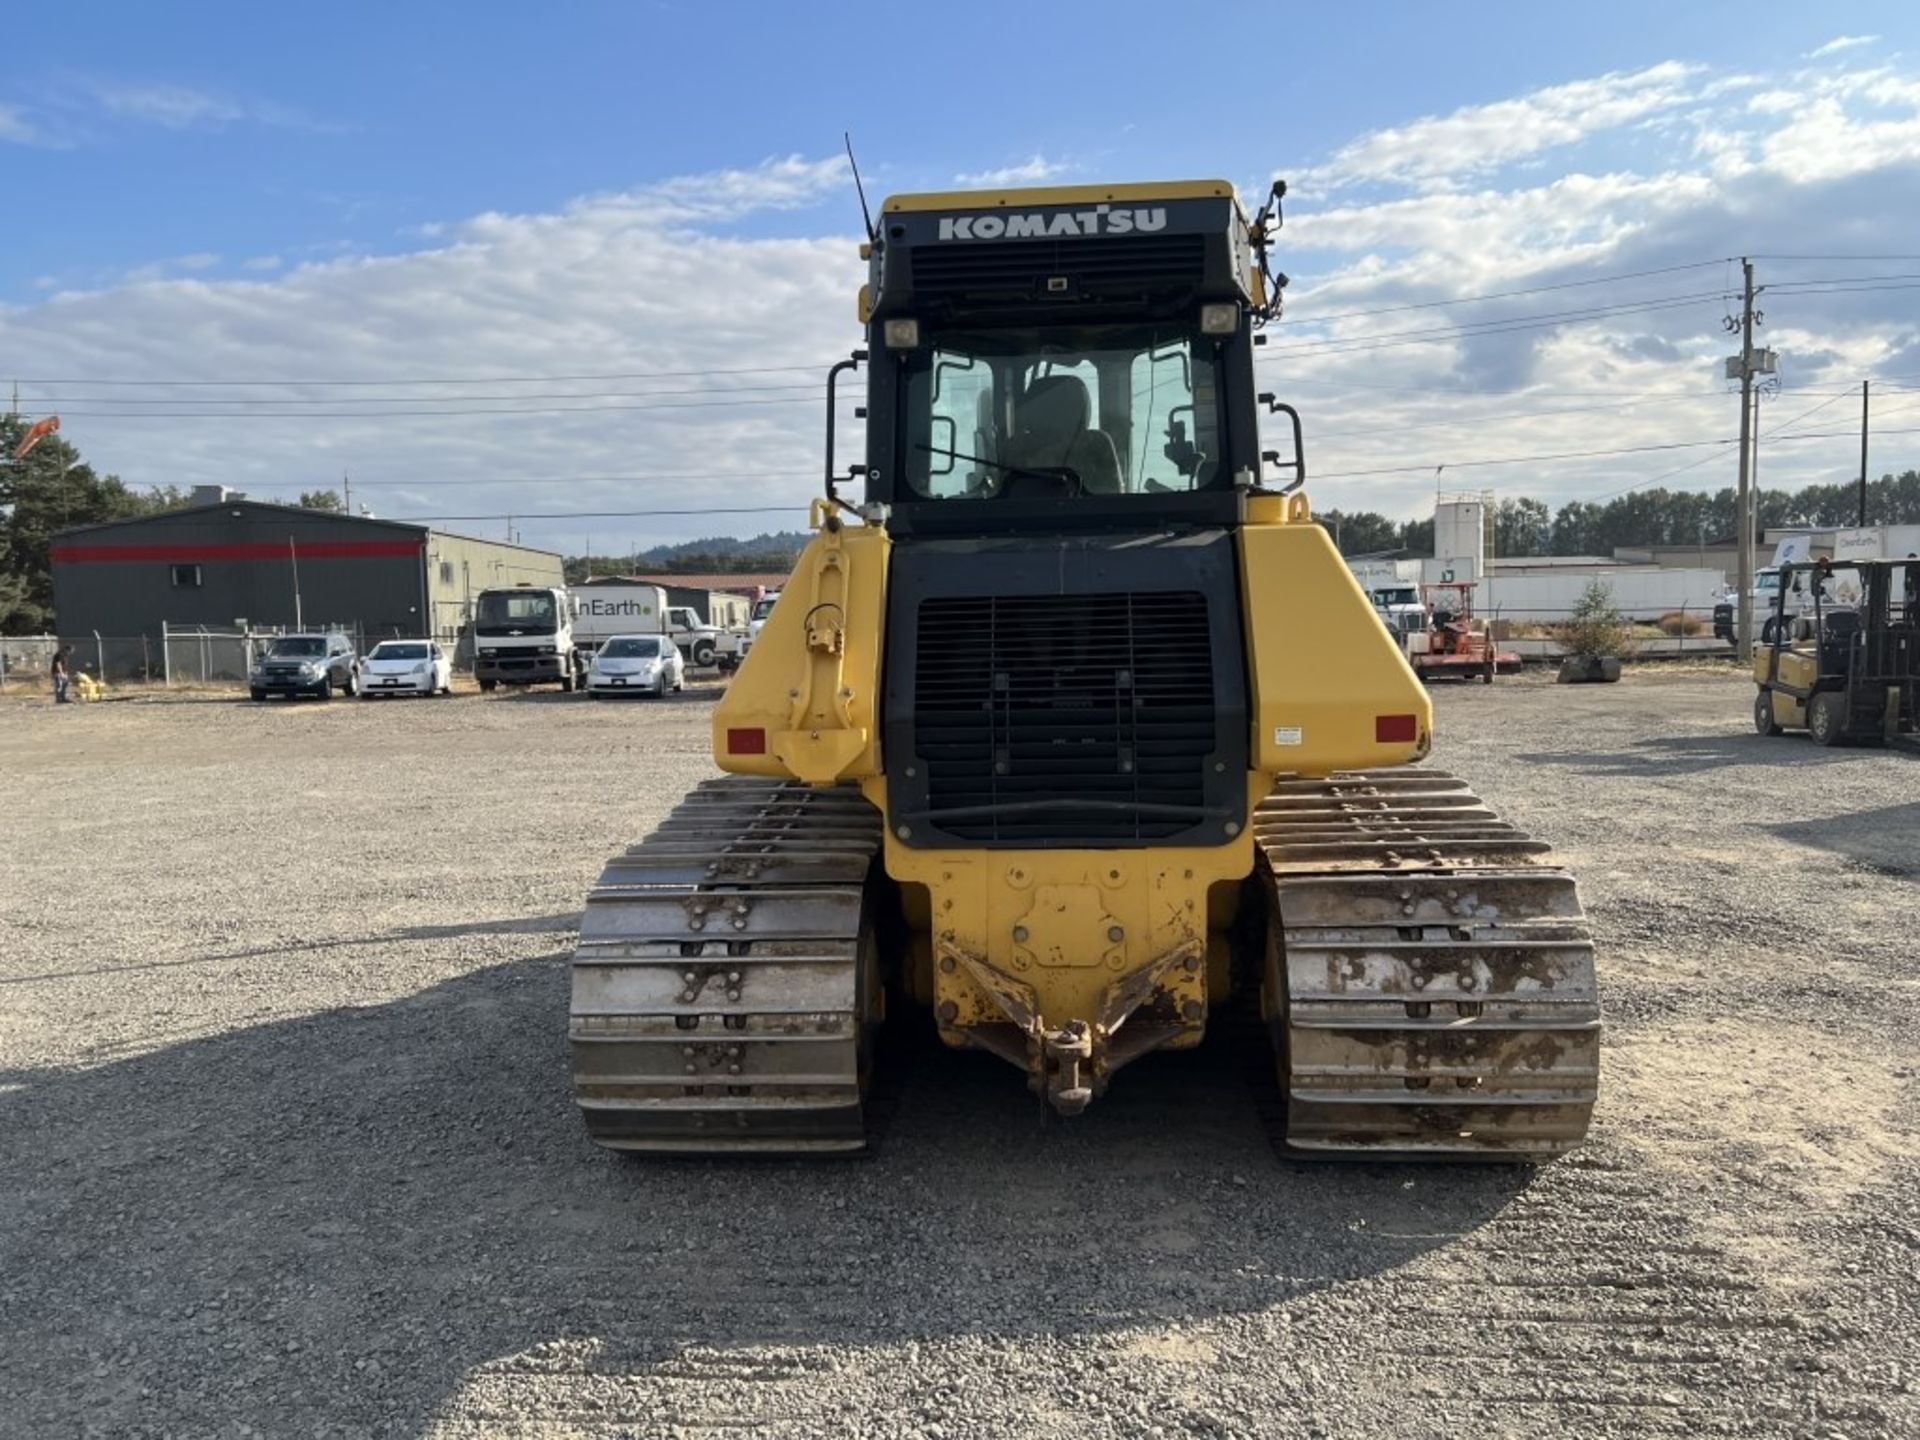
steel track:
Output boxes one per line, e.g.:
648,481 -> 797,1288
572,770 -> 1597,1159
570,777 -> 883,1153
1257,770 -> 1600,1159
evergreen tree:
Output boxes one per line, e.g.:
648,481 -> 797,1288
0,417 -> 179,634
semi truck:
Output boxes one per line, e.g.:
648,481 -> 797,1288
738,588 -> 781,663
1367,582 -> 1425,637
1718,530 -> 1920,642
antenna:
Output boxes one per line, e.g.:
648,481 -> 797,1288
844,132 -> 876,243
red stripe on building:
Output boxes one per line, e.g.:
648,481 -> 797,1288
50,539 -> 426,564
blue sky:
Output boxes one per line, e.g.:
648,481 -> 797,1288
6,3 -> 1913,293
7,3 -> 1920,550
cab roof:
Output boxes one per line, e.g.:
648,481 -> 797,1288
882,179 -> 1240,213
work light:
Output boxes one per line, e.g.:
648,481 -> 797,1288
1200,303 -> 1239,335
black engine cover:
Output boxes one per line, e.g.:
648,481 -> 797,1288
883,529 -> 1248,849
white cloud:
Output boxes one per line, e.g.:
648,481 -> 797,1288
952,155 -> 1072,187
1808,35 -> 1879,60
93,83 -> 245,129
0,101 -> 39,144
0,157 -> 864,552
1756,81 -> 1920,184
81,79 -> 332,134
628,153 -> 852,221
1312,62 -> 1702,190
1291,170 -> 1717,271
12,48 -> 1920,544
120,253 -> 224,286
1240,52 -> 1920,517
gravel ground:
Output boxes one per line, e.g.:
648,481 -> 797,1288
1,673 -> 1915,1439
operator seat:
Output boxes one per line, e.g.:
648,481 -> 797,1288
1003,375 -> 1124,494
1819,609 -> 1861,671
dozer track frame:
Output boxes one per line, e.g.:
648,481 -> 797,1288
1258,770 -> 1600,1159
570,778 -> 883,1153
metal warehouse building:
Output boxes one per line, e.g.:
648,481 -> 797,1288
51,488 -> 562,648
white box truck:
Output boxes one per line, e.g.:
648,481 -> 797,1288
569,584 -> 740,670
1833,525 -> 1920,564
472,584 -> 586,692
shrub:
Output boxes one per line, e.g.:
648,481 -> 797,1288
1556,581 -> 1637,660
1657,610 -> 1708,637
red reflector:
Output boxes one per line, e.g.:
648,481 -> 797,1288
727,727 -> 767,755
1375,714 -> 1418,743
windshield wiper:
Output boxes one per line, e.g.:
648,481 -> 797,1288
913,442 -> 1079,488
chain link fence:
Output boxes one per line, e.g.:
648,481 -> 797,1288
0,623 -> 381,693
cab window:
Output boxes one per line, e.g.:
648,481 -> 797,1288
904,322 -> 1224,500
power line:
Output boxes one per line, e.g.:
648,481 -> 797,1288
1307,390 -> 1720,443
1767,279 -> 1920,298
1318,414 -> 1920,489
15,260 -> 1912,400
14,362 -> 830,387
19,381 -> 827,406
43,394 -> 851,420
1315,435 -> 1737,482
1290,259 -> 1730,326
1750,253 -> 1920,262
1584,444 -> 1728,503
1258,292 -> 1726,358
19,264 -> 1736,393
1769,422 -> 1920,444
1270,265 -> 1920,365
1585,391 -> 1857,503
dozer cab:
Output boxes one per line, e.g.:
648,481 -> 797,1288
569,178 -> 1600,1159
1754,557 -> 1920,745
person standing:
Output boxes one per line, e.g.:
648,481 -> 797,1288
51,646 -> 73,704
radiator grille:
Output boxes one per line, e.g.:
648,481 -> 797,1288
911,234 -> 1206,303
913,591 -> 1217,843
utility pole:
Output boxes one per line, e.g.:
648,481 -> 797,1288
343,470 -> 353,515
1732,258 -> 1761,663
289,535 -> 304,630
1858,380 -> 1871,527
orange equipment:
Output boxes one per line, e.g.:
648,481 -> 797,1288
1409,580 -> 1520,683
12,414 -> 60,461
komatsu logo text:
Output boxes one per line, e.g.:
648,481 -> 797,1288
937,206 -> 1167,241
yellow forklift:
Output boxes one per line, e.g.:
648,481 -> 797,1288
1753,557 -> 1920,745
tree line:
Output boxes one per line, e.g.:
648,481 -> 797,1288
1320,470 -> 1920,559
566,549 -> 802,584
566,531 -> 808,583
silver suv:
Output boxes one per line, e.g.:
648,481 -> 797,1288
250,633 -> 358,701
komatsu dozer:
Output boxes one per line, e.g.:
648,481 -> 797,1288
570,178 -> 1600,1158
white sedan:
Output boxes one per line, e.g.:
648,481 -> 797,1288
359,640 -> 452,697
588,634 -> 684,697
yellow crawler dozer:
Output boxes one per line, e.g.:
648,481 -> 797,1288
569,178 -> 1599,1158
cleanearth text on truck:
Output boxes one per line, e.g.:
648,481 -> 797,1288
569,584 -> 744,670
